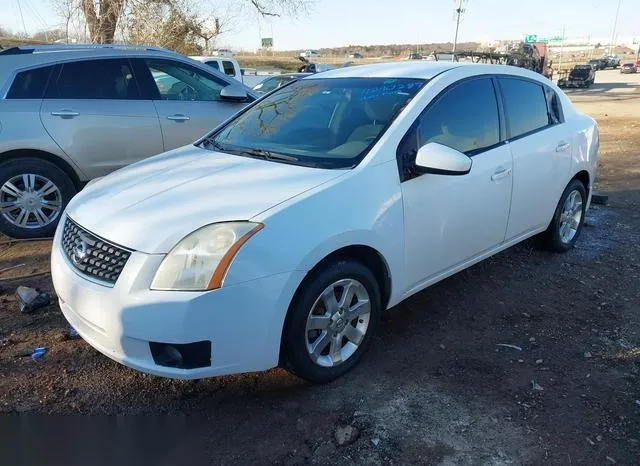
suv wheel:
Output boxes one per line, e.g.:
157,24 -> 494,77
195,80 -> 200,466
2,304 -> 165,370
0,158 -> 76,238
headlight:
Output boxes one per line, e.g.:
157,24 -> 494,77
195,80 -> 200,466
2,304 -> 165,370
151,222 -> 263,291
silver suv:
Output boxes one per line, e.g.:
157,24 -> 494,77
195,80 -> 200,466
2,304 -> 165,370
0,44 -> 256,238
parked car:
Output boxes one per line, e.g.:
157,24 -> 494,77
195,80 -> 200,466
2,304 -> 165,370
588,58 -> 606,70
603,55 -> 621,68
349,53 -> 364,59
620,62 -> 638,74
407,52 -> 423,60
190,56 -> 243,82
558,64 -> 595,88
300,50 -> 320,58
0,44 -> 256,238
51,62 -> 599,383
252,73 -> 312,95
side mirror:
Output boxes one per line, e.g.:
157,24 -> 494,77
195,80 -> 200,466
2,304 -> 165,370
220,84 -> 248,101
414,142 -> 472,176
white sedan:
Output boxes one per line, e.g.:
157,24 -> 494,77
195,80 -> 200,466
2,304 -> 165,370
51,62 -> 599,383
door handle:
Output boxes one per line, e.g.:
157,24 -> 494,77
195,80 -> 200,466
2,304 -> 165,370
51,110 -> 79,118
491,167 -> 512,182
556,141 -> 571,152
167,114 -> 190,121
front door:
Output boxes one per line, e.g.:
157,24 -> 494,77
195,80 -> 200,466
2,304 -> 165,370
135,58 -> 249,150
40,58 -> 164,179
399,77 -> 513,292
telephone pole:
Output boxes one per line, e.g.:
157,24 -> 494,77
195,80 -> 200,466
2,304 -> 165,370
452,0 -> 468,59
609,0 -> 622,55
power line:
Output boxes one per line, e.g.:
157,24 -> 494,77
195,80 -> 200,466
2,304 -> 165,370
16,0 -> 28,36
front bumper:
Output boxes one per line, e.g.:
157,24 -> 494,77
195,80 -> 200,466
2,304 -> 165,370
51,221 -> 304,379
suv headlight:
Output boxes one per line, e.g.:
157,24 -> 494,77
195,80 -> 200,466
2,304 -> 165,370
151,222 -> 263,291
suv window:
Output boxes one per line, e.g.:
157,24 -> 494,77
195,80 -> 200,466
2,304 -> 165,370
7,65 -> 54,99
222,60 -> 235,76
145,59 -> 226,101
46,59 -> 139,99
499,78 -> 549,138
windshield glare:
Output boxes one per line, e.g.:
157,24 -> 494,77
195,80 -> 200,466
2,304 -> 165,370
206,77 -> 425,168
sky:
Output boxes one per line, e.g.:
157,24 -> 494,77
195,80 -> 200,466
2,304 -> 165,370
1,0 -> 638,51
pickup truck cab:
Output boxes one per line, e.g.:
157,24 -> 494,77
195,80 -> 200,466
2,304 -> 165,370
190,56 -> 243,83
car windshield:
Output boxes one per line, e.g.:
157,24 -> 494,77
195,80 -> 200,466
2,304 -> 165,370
253,76 -> 293,94
202,77 -> 426,169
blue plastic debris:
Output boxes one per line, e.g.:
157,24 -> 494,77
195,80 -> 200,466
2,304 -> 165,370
31,347 -> 47,361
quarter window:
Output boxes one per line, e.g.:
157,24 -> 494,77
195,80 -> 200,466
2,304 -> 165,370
45,59 -> 139,99
545,86 -> 563,125
145,59 -> 225,101
499,78 -> 549,138
7,66 -> 54,99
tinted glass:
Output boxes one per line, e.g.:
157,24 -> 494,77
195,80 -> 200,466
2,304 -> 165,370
416,78 -> 500,154
545,87 -> 562,125
205,77 -> 425,169
7,66 -> 54,99
253,76 -> 294,94
46,59 -> 139,99
205,61 -> 220,71
500,78 -> 549,138
146,59 -> 225,101
222,61 -> 235,76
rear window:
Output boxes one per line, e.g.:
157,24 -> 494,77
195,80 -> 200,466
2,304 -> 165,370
222,61 -> 235,76
499,78 -> 550,139
206,61 -> 220,71
6,66 -> 54,99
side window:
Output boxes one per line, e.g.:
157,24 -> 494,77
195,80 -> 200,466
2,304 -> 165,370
145,59 -> 226,101
545,86 -> 563,125
499,78 -> 549,138
6,66 -> 54,99
416,78 -> 500,155
222,60 -> 235,76
205,60 -> 220,71
397,78 -> 500,181
45,59 -> 139,99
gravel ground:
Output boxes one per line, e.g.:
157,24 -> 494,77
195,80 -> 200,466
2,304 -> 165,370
0,70 -> 639,465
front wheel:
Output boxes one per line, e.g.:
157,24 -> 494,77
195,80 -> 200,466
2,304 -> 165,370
0,158 -> 76,238
282,260 -> 381,383
541,179 -> 587,252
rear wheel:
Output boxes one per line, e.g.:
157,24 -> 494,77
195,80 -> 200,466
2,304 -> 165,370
0,158 -> 76,238
282,259 -> 381,383
541,179 -> 587,252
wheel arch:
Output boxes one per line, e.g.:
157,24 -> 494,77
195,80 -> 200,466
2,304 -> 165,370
0,149 -> 83,190
572,170 -> 590,196
279,244 -> 393,364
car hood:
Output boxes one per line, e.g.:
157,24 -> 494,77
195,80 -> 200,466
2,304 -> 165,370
66,145 -> 345,254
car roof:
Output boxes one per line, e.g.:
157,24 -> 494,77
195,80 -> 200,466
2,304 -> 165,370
305,61 -> 551,81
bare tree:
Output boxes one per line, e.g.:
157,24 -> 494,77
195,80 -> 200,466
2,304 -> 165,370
53,0 -> 80,42
56,0 -> 311,44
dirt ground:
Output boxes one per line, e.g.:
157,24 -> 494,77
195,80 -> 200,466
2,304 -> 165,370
1,70 -> 639,465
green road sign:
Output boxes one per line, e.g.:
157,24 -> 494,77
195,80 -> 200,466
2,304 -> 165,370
524,34 -> 538,43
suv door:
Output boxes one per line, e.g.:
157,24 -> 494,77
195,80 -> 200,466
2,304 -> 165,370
398,77 -> 513,291
498,77 -> 571,240
134,58 -> 250,150
40,58 -> 164,179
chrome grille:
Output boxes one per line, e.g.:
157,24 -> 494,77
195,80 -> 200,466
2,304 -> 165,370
61,217 -> 131,285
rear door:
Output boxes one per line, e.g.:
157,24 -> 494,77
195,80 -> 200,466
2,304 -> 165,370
40,58 -> 164,179
498,77 -> 572,240
134,58 -> 250,151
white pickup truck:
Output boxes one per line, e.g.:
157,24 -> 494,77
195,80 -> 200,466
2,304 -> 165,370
190,56 -> 243,82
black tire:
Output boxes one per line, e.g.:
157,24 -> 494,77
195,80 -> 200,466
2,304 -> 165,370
540,179 -> 587,253
282,259 -> 382,384
0,157 -> 77,239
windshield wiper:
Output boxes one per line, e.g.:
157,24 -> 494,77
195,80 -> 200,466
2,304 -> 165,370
237,148 -> 300,163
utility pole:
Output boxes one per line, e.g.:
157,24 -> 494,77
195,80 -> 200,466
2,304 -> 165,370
559,25 -> 565,75
452,0 -> 467,60
609,0 -> 622,56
